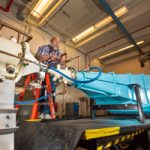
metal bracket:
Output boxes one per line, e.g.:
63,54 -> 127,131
133,84 -> 145,123
0,20 -> 33,42
90,99 -> 96,119
91,83 -> 145,123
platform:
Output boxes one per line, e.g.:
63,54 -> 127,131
15,116 -> 150,150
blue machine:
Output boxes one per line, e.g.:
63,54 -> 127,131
46,66 -> 150,122
16,66 -> 150,122
75,71 -> 150,122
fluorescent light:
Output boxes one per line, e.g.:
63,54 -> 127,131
38,0 -> 63,26
31,0 -> 54,18
95,6 -> 128,29
72,6 -> 128,43
76,25 -> 113,48
99,41 -> 144,59
72,26 -> 96,42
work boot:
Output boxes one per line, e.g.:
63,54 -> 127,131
44,114 -> 52,119
38,113 -> 44,119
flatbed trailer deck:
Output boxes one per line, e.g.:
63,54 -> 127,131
15,116 -> 150,150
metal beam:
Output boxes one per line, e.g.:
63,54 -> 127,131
98,0 -> 143,55
0,20 -> 33,42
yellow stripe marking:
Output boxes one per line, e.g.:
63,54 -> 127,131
121,136 -> 125,142
138,130 -> 140,134
25,119 -> 42,122
97,146 -> 103,150
115,138 -> 120,144
104,142 -> 112,148
131,133 -> 135,137
83,127 -> 120,140
126,134 -> 131,139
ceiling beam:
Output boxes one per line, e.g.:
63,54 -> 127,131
87,24 -> 150,55
98,0 -> 143,55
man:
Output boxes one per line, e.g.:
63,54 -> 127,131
36,37 -> 62,67
35,37 -> 66,119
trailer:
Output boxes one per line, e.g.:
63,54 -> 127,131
15,116 -> 150,150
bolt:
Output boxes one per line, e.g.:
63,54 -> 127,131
5,124 -> 10,128
6,115 -> 11,120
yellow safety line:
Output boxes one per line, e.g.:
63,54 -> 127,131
131,133 -> 135,137
104,142 -> 112,148
83,126 -> 120,140
25,119 -> 42,122
135,131 -> 138,135
96,129 -> 144,149
115,138 -> 120,144
97,145 -> 103,150
121,136 -> 125,142
126,134 -> 131,139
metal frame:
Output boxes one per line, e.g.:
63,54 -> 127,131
90,99 -> 96,119
90,83 -> 146,123
133,84 -> 145,123
0,80 -> 17,150
0,20 -> 33,42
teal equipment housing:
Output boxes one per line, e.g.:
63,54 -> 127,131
75,72 -> 150,122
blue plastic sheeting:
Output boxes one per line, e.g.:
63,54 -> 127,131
75,72 -> 150,114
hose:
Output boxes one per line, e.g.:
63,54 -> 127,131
15,93 -> 52,105
49,66 -> 102,83
15,66 -> 102,105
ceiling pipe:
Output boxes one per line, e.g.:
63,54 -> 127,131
16,0 -> 32,21
87,24 -> 150,54
0,0 -> 14,12
0,20 -> 33,42
98,0 -> 143,56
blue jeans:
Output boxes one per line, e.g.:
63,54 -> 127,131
39,77 -> 56,114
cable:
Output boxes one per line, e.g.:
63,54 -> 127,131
15,67 -> 102,105
49,66 -> 102,83
15,93 -> 52,105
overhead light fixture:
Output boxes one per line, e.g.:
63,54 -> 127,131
72,26 -> 96,42
95,6 -> 128,29
72,6 -> 128,43
38,0 -> 64,26
99,41 -> 144,59
76,25 -> 113,48
31,0 -> 54,18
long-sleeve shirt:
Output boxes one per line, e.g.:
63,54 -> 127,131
35,45 -> 62,68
